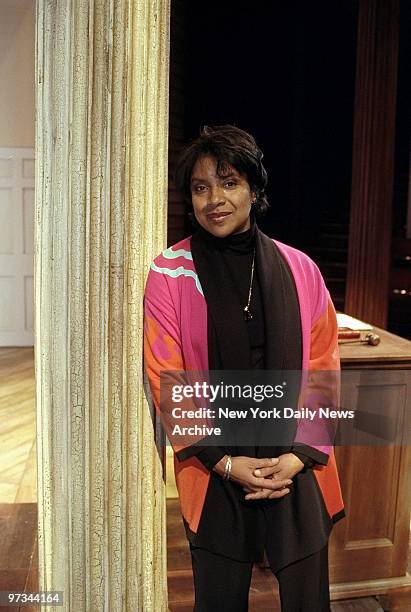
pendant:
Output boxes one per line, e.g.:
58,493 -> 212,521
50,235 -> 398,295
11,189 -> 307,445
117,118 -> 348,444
243,306 -> 253,321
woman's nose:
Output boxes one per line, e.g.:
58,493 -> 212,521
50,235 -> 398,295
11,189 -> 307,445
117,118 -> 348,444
209,184 -> 225,204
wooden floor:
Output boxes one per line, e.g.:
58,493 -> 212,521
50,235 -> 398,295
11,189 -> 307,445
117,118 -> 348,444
0,348 -> 408,611
0,500 -> 401,611
0,503 -> 38,612
0,348 -> 36,504
0,348 -> 38,611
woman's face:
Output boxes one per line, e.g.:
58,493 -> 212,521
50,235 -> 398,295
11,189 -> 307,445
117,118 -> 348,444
190,155 -> 255,237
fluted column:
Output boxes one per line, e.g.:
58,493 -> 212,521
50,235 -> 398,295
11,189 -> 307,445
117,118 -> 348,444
35,1 -> 170,610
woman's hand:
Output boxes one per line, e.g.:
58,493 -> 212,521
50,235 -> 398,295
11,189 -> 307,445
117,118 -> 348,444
213,456 -> 292,500
243,453 -> 305,501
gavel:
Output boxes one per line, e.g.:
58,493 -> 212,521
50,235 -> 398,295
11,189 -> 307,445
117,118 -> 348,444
338,330 -> 381,346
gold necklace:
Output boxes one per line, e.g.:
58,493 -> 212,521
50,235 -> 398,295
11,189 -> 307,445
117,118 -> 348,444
243,249 -> 255,321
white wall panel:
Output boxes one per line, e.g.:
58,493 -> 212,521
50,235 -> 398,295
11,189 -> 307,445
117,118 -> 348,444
0,276 -> 16,330
24,274 -> 33,331
0,147 -> 34,345
0,158 -> 13,178
22,157 -> 35,178
0,188 -> 14,254
23,187 -> 34,255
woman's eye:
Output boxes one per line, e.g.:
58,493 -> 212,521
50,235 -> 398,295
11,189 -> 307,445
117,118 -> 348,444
193,185 -> 206,193
224,180 -> 237,188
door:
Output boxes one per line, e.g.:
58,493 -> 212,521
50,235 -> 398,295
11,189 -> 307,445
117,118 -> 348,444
0,147 -> 34,346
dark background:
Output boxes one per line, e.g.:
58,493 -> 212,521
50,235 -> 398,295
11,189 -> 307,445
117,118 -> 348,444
183,0 -> 358,249
168,0 -> 410,334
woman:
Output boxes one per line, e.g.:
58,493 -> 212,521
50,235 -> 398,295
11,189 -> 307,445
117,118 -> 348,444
144,125 -> 344,611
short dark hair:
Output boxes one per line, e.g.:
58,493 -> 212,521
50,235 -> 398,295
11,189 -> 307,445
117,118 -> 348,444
174,125 -> 269,220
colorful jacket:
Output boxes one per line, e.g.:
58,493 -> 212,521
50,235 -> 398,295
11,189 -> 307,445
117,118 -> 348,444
144,235 -> 344,536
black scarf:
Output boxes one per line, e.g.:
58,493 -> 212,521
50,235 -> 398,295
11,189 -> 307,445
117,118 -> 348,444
190,219 -> 302,457
190,220 -> 302,373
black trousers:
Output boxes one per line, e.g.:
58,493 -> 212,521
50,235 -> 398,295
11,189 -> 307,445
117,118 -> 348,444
190,544 -> 331,612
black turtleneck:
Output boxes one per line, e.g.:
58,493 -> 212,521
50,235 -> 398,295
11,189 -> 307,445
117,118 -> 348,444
194,220 -> 265,369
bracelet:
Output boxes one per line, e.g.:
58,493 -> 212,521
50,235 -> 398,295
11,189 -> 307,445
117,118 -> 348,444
223,455 -> 232,481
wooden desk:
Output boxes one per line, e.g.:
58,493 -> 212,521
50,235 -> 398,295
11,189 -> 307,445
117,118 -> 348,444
339,325 -> 411,368
329,325 -> 411,610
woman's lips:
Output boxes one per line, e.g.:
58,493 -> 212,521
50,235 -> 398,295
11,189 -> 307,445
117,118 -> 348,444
207,211 -> 232,222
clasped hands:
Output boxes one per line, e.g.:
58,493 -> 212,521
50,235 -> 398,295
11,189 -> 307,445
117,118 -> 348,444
213,454 -> 304,501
